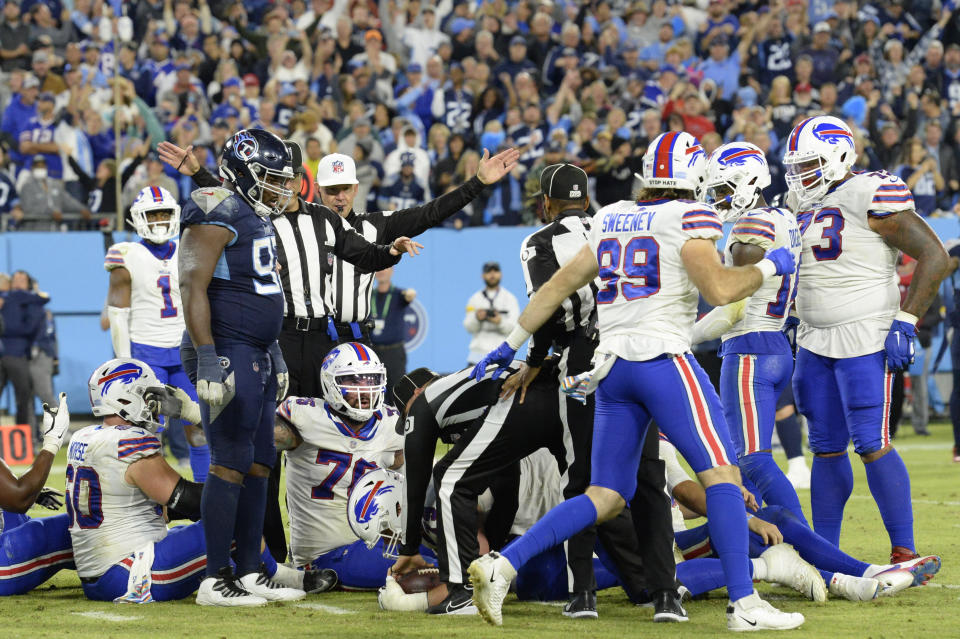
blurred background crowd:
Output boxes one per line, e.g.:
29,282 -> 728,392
3,0 -> 960,230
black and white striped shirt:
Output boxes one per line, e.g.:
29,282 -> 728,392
519,209 -> 597,363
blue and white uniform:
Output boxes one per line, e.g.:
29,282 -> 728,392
0,510 -> 73,596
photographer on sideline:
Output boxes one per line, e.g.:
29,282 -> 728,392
463,262 -> 519,366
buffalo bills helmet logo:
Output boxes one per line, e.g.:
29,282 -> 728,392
353,482 -> 394,524
811,122 -> 853,147
322,348 -> 340,369
233,131 -> 259,161
686,144 -> 705,168
332,160 -> 344,174
716,146 -> 764,167
98,363 -> 143,396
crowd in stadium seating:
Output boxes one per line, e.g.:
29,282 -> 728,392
2,0 -> 960,230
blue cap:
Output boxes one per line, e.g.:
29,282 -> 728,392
221,105 -> 240,119
38,91 -> 55,102
406,62 -> 422,74
658,64 -> 678,75
510,35 -> 527,47
279,83 -> 297,97
450,17 -> 475,35
223,77 -> 241,88
623,42 -> 639,53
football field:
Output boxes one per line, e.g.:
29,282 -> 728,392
3,423 -> 958,639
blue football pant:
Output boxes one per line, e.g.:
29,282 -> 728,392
0,514 -> 74,596
515,543 -> 621,602
306,540 -> 437,591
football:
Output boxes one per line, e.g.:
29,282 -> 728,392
395,567 -> 442,594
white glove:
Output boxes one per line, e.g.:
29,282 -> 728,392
173,386 -> 202,425
276,371 -> 289,402
197,371 -> 236,407
146,385 -> 202,426
377,575 -> 428,612
41,392 -> 70,455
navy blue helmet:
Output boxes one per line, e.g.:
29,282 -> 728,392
220,128 -> 294,217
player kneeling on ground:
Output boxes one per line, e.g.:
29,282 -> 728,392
0,393 -> 74,595
69,358 -> 306,605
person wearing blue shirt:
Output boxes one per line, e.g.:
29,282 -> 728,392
700,36 -> 742,103
378,156 -> 427,212
369,267 -> 416,396
640,23 -> 676,69
0,74 -> 39,170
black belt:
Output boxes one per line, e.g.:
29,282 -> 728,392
283,316 -> 374,342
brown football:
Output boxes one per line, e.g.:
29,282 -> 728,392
396,567 -> 442,594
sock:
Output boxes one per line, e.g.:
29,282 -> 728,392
234,475 -> 269,576
820,570 -> 834,586
863,449 -> 914,552
750,557 -> 766,581
776,413 -> 804,459
740,452 -> 808,525
810,453 -> 853,546
705,482 -> 752,602
676,557 -> 741,597
763,505 -> 870,576
189,444 -> 211,483
270,563 -> 305,588
260,546 -> 278,577
201,474 -> 243,576
788,456 -> 809,474
502,494 -> 597,570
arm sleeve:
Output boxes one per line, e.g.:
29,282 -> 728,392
120,154 -> 145,185
659,437 -> 693,494
680,207 -> 724,241
192,165 -> 221,189
729,210 -> 777,250
107,305 -> 132,357
868,175 -> 915,217
329,212 -> 402,272
691,298 -> 747,345
400,395 -> 441,555
378,176 -> 486,242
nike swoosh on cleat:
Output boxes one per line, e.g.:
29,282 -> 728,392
489,568 -> 496,584
739,616 -> 758,627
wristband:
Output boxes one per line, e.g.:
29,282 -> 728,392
756,259 -> 777,279
895,310 -> 918,325
505,325 -> 532,350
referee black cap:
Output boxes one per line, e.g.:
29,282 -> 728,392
284,140 -> 306,176
535,163 -> 588,200
393,367 -> 440,409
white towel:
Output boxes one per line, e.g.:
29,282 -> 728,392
114,543 -> 155,604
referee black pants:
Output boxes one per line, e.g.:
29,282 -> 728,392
263,327 -> 372,561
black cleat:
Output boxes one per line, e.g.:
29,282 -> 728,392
426,583 -> 477,615
303,568 -> 339,594
562,591 -> 598,619
653,589 -> 689,623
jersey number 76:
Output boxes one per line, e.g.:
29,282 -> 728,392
596,237 -> 661,303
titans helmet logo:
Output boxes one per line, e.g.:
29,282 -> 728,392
233,131 -> 259,161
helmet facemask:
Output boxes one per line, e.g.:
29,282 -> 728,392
249,162 -> 295,217
131,208 -> 179,244
784,154 -> 829,209
335,372 -> 386,422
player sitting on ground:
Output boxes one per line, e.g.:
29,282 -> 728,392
273,343 -> 416,591
68,358 -> 306,604
660,436 -> 939,602
105,184 -> 210,481
0,393 -> 73,596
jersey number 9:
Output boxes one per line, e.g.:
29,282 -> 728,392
596,236 -> 662,303
252,236 -> 282,295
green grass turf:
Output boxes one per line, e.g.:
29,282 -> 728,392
3,422 -> 958,638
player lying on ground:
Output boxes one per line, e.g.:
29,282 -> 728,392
659,436 -> 940,602
0,393 -> 73,595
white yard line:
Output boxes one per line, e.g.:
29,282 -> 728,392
71,611 -> 143,622
924,583 -> 960,590
530,601 -> 565,607
295,603 -> 356,614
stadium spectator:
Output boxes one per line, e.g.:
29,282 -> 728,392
0,144 -> 23,231
0,270 -> 47,437
16,155 -> 91,230
897,137 -> 945,217
0,0 -> 31,73
463,261 -> 519,366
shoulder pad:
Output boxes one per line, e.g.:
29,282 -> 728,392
104,242 -> 133,271
190,187 -> 235,214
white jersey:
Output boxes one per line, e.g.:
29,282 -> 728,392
279,397 -> 405,565
65,424 -> 167,578
659,436 -> 695,534
588,198 -> 724,360
105,241 -> 184,348
794,171 -> 911,357
722,207 -> 802,340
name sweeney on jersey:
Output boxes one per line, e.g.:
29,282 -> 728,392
600,209 -> 657,233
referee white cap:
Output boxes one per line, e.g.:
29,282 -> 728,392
316,153 -> 360,187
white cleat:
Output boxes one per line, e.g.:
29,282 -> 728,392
759,544 -> 827,602
865,555 -> 941,591
467,551 -> 516,626
240,571 -> 306,602
873,568 -> 917,597
786,466 -> 811,490
727,590 -> 804,631
828,573 -> 881,601
196,568 -> 268,607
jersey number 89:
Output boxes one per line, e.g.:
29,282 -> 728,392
596,236 -> 661,303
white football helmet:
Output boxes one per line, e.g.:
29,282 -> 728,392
638,131 -> 707,198
347,468 -> 405,558
320,342 -> 387,422
88,358 -> 163,431
705,142 -> 771,222
782,115 -> 857,208
130,185 -> 181,243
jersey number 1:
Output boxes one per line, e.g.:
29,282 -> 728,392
157,275 -> 178,318
596,236 -> 661,303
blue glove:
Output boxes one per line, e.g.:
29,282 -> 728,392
267,341 -> 289,401
782,314 -> 800,352
762,247 -> 797,276
196,344 -> 233,406
470,342 -> 517,381
884,318 -> 917,372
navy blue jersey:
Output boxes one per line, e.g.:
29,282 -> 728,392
0,171 -> 18,214
180,187 -> 284,347
379,178 -> 426,212
20,117 -> 62,178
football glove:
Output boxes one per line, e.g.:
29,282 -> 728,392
196,344 -> 234,406
146,385 -> 202,426
470,342 -> 516,381
782,313 -> 800,352
760,246 -> 797,277
41,392 -> 70,455
35,487 -> 64,511
267,340 -> 289,402
884,315 -> 917,372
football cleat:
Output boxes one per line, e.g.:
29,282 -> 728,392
196,567 -> 267,607
758,544 -> 827,602
426,583 -> 477,615
785,465 -> 811,490
653,589 -> 689,623
303,568 -> 339,594
828,573 -> 880,601
468,552 -> 515,626
889,546 -> 919,564
562,591 -> 598,619
952,446 -> 960,463
726,590 -> 804,632
869,555 -> 941,588
240,570 -> 306,602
